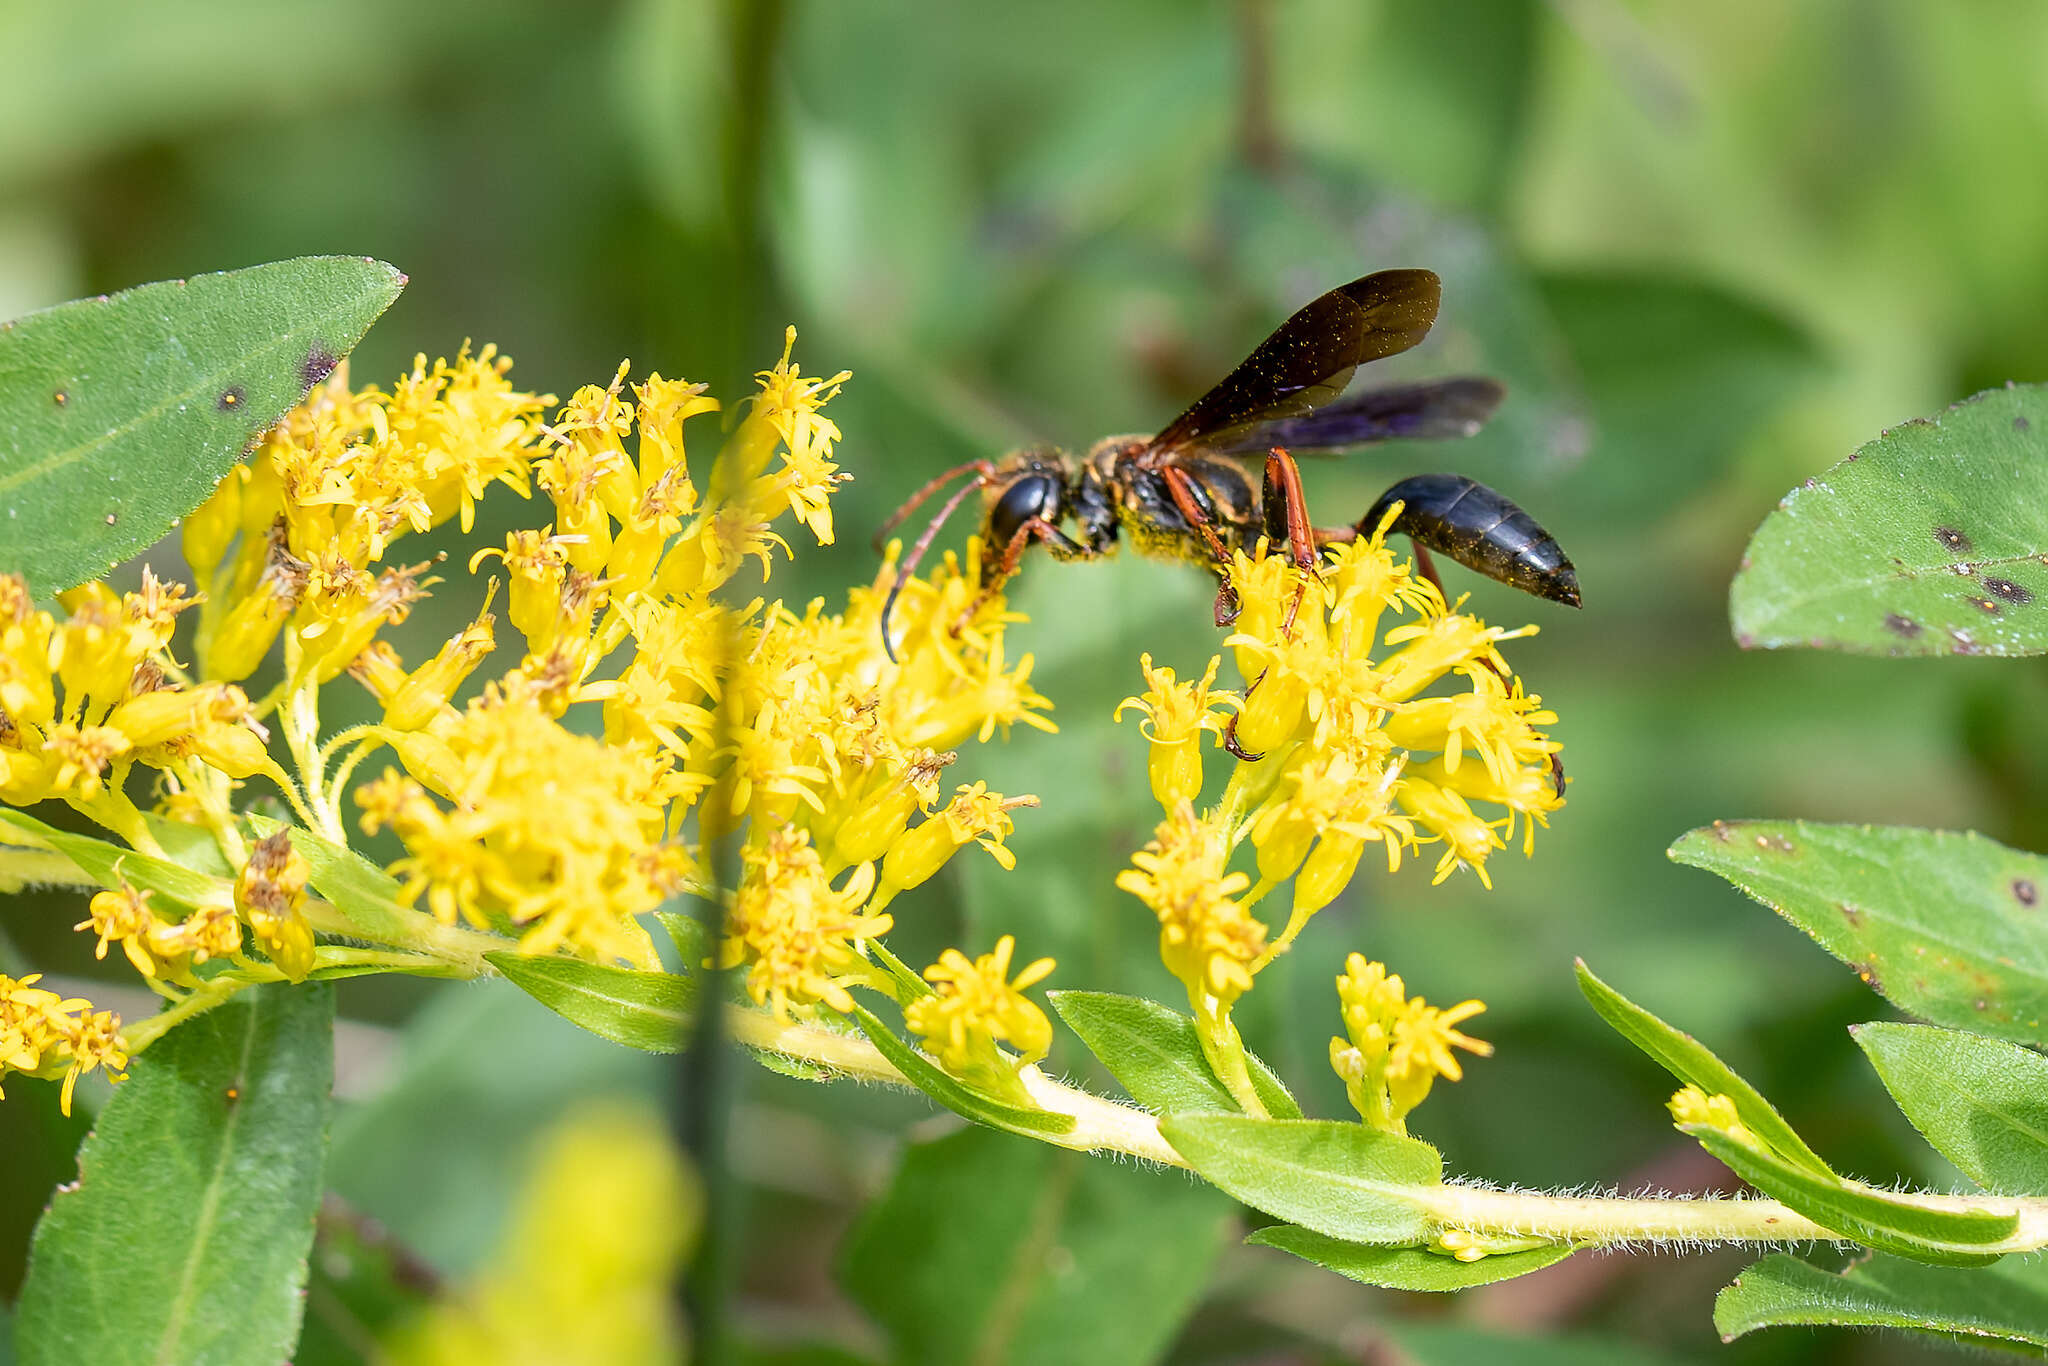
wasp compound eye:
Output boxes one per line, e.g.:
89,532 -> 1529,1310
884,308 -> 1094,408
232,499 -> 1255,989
986,473 -> 1065,560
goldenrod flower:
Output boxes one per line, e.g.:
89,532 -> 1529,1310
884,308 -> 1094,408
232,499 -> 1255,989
1118,802 -> 1264,1014
1328,953 -> 1490,1135
1115,653 -> 1238,808
1670,1084 -> 1761,1149
76,881 -> 170,980
236,830 -> 316,982
1,329 -> 1056,1102
0,973 -> 127,1116
873,782 -> 1037,910
717,828 -> 892,1017
905,935 -> 1055,1104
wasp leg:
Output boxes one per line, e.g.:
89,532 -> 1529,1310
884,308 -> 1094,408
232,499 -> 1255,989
949,516 -> 1095,635
1223,667 -> 1269,761
1159,465 -> 1243,627
1410,541 -> 1446,598
1260,448 -> 1322,636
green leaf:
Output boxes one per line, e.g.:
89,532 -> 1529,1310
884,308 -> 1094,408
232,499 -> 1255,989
0,807 -> 226,911
1689,1129 -> 2013,1265
141,813 -> 233,878
1574,960 -> 1832,1175
1854,1022 -> 2048,1193
850,1006 -> 1075,1138
1669,821 -> 2048,1046
1716,1251 -> 2048,1349
1158,1115 -> 1440,1246
248,815 -> 416,942
0,257 -> 404,592
869,939 -> 935,1001
1388,1323 -> 1688,1366
839,1125 -> 1229,1366
488,951 -> 695,1054
655,907 -> 709,968
1730,384 -> 2048,656
1247,1224 -> 1574,1290
1049,991 -> 1300,1118
14,983 -> 335,1366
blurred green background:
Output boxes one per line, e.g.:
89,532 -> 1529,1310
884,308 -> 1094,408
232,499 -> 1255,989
7,1 -> 2048,1362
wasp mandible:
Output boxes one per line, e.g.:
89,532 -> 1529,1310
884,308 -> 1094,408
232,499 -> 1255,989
875,269 -> 1578,656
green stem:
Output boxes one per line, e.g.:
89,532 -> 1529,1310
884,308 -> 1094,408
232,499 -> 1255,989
1193,1001 -> 1269,1118
119,971 -> 264,1053
301,898 -> 509,977
718,1004 -> 2048,1254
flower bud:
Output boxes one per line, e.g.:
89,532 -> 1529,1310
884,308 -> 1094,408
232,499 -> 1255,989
385,612 -> 496,732
1146,737 -> 1203,810
1292,831 -> 1366,919
182,473 -> 243,588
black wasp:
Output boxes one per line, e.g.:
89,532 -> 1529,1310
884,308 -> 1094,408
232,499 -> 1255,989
875,269 -> 1578,655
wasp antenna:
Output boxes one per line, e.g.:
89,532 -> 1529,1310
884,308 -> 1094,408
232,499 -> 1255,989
872,458 -> 997,552
880,469 -> 991,663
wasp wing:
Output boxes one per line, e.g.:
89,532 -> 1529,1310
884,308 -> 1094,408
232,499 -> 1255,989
1147,269 -> 1441,457
1211,376 -> 1505,455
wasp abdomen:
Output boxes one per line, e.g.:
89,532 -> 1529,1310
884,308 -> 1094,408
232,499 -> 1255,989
1365,473 -> 1580,607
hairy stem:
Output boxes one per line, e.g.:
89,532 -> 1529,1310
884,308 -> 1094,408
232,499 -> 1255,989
719,1003 -> 2048,1253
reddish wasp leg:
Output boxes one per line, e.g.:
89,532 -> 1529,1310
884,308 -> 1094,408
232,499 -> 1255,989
948,516 -> 1070,636
881,469 -> 994,663
1158,465 -> 1242,627
1222,668 -> 1267,762
1410,540 -> 1445,598
1260,448 -> 1319,637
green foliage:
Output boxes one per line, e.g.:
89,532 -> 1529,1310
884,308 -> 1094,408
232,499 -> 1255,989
851,1006 -> 1075,1138
1687,1129 -> 2011,1266
1573,960 -> 1830,1174
839,1126 -> 1229,1366
1853,1022 -> 2048,1193
0,257 -> 402,592
1157,1115 -> 1439,1245
0,807 -> 224,911
1669,821 -> 2048,1046
1050,990 -> 1300,1117
1716,1252 -> 2048,1351
1731,385 -> 2048,656
1246,1225 -> 1575,1290
487,951 -> 696,1054
13,984 -> 334,1366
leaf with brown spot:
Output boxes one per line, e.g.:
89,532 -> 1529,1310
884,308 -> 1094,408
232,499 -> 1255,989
1732,385 -> 2048,655
0,257 -> 403,592
1673,821 -> 2048,1046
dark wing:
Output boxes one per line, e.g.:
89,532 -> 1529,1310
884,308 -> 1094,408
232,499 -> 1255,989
1211,377 -> 1505,455
1147,269 -> 1441,457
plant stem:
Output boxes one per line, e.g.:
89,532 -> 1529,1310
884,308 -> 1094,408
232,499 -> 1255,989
119,971 -> 264,1053
716,1003 -> 2048,1254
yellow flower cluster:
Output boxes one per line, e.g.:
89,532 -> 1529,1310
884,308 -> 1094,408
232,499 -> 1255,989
0,972 -> 127,1115
0,325 -> 1065,1110
1328,952 -> 1490,1135
904,934 -> 1055,1106
0,570 -> 276,849
1114,525 -> 1562,1060
76,880 -> 241,985
182,346 -> 552,688
1669,1084 -> 1760,1149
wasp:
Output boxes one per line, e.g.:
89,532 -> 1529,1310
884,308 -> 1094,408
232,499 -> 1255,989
875,269 -> 1578,656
